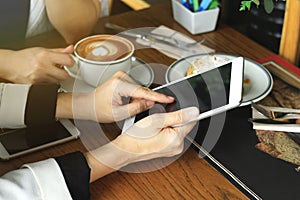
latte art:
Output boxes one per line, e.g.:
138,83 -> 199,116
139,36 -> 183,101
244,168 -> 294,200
76,36 -> 132,62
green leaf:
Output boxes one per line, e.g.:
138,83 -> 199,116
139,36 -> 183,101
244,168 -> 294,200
252,0 -> 260,6
239,6 -> 246,11
264,0 -> 274,14
239,0 -> 288,13
240,1 -> 253,11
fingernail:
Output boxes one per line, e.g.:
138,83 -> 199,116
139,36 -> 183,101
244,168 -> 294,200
184,107 -> 199,118
168,96 -> 175,100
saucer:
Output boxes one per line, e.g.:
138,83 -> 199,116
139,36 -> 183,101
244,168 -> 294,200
130,57 -> 154,87
60,56 -> 154,92
166,53 -> 273,107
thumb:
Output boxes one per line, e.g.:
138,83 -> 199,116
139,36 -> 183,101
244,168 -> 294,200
161,107 -> 199,127
125,107 -> 199,139
51,45 -> 74,53
62,45 -> 74,53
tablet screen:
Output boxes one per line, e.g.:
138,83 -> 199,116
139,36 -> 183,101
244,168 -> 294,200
0,121 -> 73,155
134,62 -> 232,123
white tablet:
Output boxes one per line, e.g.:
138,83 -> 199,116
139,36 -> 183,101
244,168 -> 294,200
123,56 -> 244,131
0,119 -> 80,160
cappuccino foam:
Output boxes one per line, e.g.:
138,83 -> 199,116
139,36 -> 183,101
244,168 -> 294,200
76,36 -> 132,62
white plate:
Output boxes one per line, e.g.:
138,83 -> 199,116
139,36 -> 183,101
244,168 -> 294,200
166,53 -> 273,107
60,56 -> 154,92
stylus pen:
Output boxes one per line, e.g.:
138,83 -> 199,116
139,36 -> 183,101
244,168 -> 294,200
172,115 -> 204,128
172,103 -> 241,128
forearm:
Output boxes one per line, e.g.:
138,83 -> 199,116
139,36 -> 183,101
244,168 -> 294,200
56,92 -> 73,119
85,149 -> 118,183
56,92 -> 96,121
45,0 -> 100,44
85,139 -> 133,183
0,49 -> 17,82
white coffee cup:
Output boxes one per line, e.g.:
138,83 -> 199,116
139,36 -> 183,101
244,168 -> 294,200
65,34 -> 134,87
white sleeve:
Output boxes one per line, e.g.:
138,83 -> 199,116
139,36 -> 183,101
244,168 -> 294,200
26,0 -> 54,38
100,0 -> 110,17
0,168 -> 41,200
0,158 -> 72,200
0,83 -> 30,129
0,83 -> 59,129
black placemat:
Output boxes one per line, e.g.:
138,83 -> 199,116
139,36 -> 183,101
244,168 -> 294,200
192,105 -> 300,200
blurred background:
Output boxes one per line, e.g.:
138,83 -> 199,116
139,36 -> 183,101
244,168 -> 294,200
111,0 -> 298,67
221,0 -> 286,55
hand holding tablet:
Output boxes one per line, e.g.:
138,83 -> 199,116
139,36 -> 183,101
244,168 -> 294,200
123,57 -> 244,131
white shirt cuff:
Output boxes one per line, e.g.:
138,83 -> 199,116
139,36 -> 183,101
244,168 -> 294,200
0,83 -> 31,128
22,158 -> 73,200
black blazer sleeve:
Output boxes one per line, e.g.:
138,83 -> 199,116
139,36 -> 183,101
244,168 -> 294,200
54,151 -> 91,200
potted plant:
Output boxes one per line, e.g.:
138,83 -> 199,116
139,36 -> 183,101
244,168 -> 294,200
240,0 -> 286,13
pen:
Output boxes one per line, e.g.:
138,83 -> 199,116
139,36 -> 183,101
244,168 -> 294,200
198,0 -> 212,11
187,0 -> 194,11
180,0 -> 192,11
192,0 -> 199,12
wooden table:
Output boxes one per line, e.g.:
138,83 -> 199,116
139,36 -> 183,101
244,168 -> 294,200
0,2 -> 276,200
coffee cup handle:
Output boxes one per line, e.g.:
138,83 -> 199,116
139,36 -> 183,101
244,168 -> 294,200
63,55 -> 83,80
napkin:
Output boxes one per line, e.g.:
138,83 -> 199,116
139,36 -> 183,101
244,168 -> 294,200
251,106 -> 300,133
136,25 -> 215,59
252,106 -> 300,169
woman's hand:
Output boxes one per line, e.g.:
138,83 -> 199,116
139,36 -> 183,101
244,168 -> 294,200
86,107 -> 199,182
117,107 -> 199,159
0,45 -> 74,84
66,71 -> 175,123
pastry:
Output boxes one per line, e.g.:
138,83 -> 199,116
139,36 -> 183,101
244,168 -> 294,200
256,130 -> 300,166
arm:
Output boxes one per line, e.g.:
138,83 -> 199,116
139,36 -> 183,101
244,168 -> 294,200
0,46 -> 74,84
0,72 -> 172,128
0,107 -> 198,199
86,106 -> 199,182
45,0 -> 101,44
56,71 -> 175,122
0,83 -> 59,129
